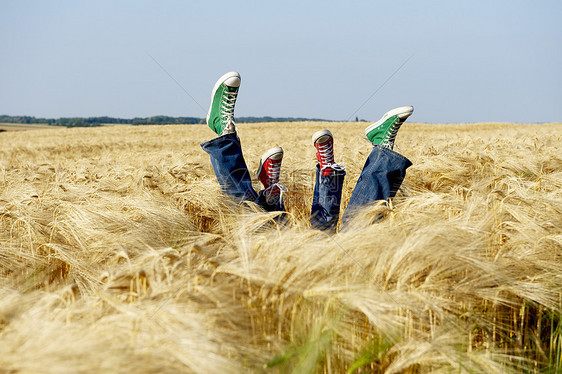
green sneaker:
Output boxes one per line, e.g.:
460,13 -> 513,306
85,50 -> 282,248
365,105 -> 414,149
206,71 -> 241,136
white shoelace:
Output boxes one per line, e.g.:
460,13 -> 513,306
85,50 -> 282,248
317,142 -> 335,165
317,141 -> 345,172
219,90 -> 238,135
264,162 -> 288,201
264,182 -> 288,202
321,163 -> 345,173
266,162 -> 282,186
380,117 -> 401,149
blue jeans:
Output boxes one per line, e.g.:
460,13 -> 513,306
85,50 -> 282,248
340,146 -> 412,226
310,164 -> 346,232
201,133 -> 411,229
200,133 -> 285,212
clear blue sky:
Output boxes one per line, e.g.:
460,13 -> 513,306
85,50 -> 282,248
1,0 -> 560,123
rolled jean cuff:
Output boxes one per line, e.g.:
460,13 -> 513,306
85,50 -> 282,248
199,132 -> 239,149
315,163 -> 346,177
374,145 -> 412,166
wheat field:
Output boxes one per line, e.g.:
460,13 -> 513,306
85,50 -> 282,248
0,121 -> 561,373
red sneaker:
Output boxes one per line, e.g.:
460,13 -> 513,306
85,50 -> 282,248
312,129 -> 339,176
257,147 -> 284,196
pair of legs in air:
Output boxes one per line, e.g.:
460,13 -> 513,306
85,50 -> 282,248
201,71 -> 414,232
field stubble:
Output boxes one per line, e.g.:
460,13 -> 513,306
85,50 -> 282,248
0,122 -> 561,373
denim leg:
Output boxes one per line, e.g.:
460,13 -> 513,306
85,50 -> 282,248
341,145 -> 412,225
310,164 -> 346,232
200,133 -> 286,214
200,133 -> 258,202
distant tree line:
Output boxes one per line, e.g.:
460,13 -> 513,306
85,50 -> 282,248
0,115 -> 332,127
0,115 -> 203,127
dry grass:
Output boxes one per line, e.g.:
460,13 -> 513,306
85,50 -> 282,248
0,121 -> 561,373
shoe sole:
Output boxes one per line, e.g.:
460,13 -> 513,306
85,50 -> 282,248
206,71 -> 241,124
364,105 -> 414,135
312,129 -> 333,144
257,147 -> 283,176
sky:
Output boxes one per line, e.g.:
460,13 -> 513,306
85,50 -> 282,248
1,0 -> 561,123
